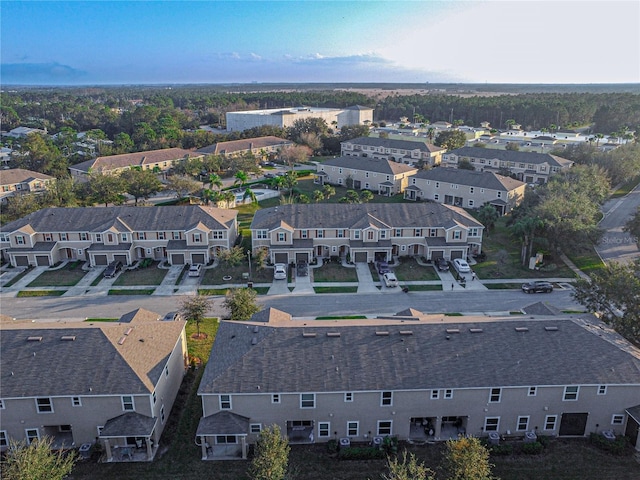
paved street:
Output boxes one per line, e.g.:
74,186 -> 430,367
596,183 -> 640,264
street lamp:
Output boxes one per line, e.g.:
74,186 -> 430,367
247,250 -> 252,280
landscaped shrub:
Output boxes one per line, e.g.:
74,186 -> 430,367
489,443 -> 513,456
537,435 -> 552,448
590,433 -> 629,455
326,439 -> 338,454
522,441 -> 544,455
337,446 -> 384,460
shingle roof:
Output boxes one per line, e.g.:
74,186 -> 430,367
320,156 -> 417,176
70,148 -> 202,173
196,411 -> 250,436
2,205 -> 237,234
197,136 -> 292,155
199,316 -> 640,395
413,168 -> 525,191
343,137 -> 444,154
0,313 -> 186,398
100,412 -> 157,437
250,203 -> 482,231
0,168 -> 55,185
447,147 -> 573,168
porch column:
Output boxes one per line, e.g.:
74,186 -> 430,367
104,439 -> 113,462
241,436 -> 247,459
434,416 -> 442,441
200,435 -> 208,460
146,437 -> 152,460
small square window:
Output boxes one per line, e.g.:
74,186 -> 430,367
528,387 -> 537,397
598,385 -> 607,395
220,395 -> 232,410
381,391 -> 393,406
444,389 -> 453,399
36,398 -> 53,413
301,393 -> 315,409
377,421 -> 392,436
544,415 -> 557,431
344,392 -> 353,402
611,414 -> 624,425
484,417 -> 499,432
72,397 -> 81,407
272,394 -> 280,404
250,424 -> 262,434
517,416 -> 529,431
318,422 -> 330,438
563,386 -> 579,401
489,388 -> 501,403
431,390 -> 439,400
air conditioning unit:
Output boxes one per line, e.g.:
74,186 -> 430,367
524,431 -> 537,443
339,437 -> 351,447
372,436 -> 384,447
488,432 -> 500,445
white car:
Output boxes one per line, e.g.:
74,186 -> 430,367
188,264 -> 202,277
453,258 -> 471,273
383,272 -> 399,287
273,263 -> 287,280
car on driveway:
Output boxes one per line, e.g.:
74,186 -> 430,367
296,261 -> 308,277
162,311 -> 184,322
383,272 -> 399,287
435,258 -> 449,271
103,260 -> 123,278
452,258 -> 471,273
377,261 -> 391,274
274,263 -> 287,280
522,281 -> 553,293
188,264 -> 202,277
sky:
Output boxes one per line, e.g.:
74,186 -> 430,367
1,0 -> 639,86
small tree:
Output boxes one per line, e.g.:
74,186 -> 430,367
360,190 -> 374,203
505,142 -> 520,151
180,296 -> 211,338
322,184 -> 336,200
248,424 -> 290,480
382,450 -> 435,480
254,247 -> 269,271
223,288 -> 261,321
443,436 -> 496,480
312,190 -> 324,203
476,204 -> 500,233
458,159 -> 475,170
218,246 -> 245,266
3,436 -> 78,480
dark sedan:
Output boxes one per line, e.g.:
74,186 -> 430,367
521,281 -> 553,293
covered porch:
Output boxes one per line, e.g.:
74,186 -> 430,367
409,416 -> 468,443
287,420 -> 314,444
99,412 -> 158,462
196,411 -> 249,460
42,425 -> 75,450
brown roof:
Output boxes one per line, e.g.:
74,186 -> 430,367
319,156 -> 418,176
197,136 -> 293,155
0,168 -> 55,185
70,148 -> 202,173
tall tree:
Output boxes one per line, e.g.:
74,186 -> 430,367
442,436 -> 495,480
121,169 -> 163,205
87,172 -> 127,207
166,175 -> 200,199
382,450 -> 435,480
234,170 -> 249,187
248,424 -> 290,480
434,130 -> 467,150
278,144 -> 312,168
223,287 -> 261,321
476,204 -> 499,233
3,436 -> 78,480
180,296 -> 211,338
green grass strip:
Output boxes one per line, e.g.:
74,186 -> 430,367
16,290 -> 65,297
314,286 -> 358,294
198,288 -> 230,296
485,283 -> 523,289
403,284 -> 442,291
108,289 -> 154,295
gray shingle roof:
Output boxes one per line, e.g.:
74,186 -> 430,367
3,205 -> 237,234
250,203 -> 482,231
447,147 -> 573,168
343,137 -> 444,154
0,168 -> 55,185
413,168 -> 525,191
197,136 -> 292,155
100,412 -> 157,437
70,148 -> 202,173
196,411 -> 250,436
199,317 -> 640,395
319,156 -> 417,176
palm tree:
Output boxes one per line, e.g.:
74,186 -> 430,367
426,128 -> 435,143
297,194 -> 310,204
234,170 -> 249,188
242,188 -> 257,204
201,189 -> 220,206
321,184 -> 336,200
209,173 -> 223,190
595,133 -> 604,147
313,190 -> 324,203
221,191 -> 236,208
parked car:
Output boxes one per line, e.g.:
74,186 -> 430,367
188,264 -> 202,277
452,258 -> 471,273
296,261 -> 308,277
274,263 -> 287,280
162,311 -> 184,322
521,281 -> 553,293
377,261 -> 391,274
436,257 -> 449,271
103,260 -> 123,278
263,172 -> 275,178
383,272 -> 399,287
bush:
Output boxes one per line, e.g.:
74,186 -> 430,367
489,443 -> 514,456
326,439 -> 338,454
522,441 -> 544,455
590,433 -> 629,455
537,435 -> 552,448
338,446 -> 384,460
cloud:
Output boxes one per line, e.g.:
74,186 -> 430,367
1,62 -> 87,84
291,52 -> 391,67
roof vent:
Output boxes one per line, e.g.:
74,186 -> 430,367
469,328 -> 483,333
399,330 -> 413,335
515,327 -> 529,332
251,337 -> 257,345
302,332 -> 317,338
253,326 -> 259,333
124,327 -> 133,336
544,326 -> 558,331
118,336 -> 127,345
60,335 -> 76,341
445,328 -> 460,334
27,336 -> 43,342
376,331 -> 389,336
327,332 -> 341,337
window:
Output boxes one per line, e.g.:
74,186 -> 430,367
72,397 -> 81,407
16,235 -> 25,245
216,435 -> 237,444
161,405 -> 165,423
395,229 -> 402,237
172,231 -> 181,240
95,234 -> 102,242
377,421 -> 392,436
26,429 -> 39,445
60,233 -> 68,241
317,229 -> 324,238
497,191 -> 502,198
250,424 -> 262,434
544,415 -> 557,431
278,232 -> 286,242
318,422 -> 330,438
431,390 -> 439,400
158,232 -> 166,240
0,431 -> 7,448
220,394 -> 232,410
344,392 -> 353,402
165,365 -> 169,377
347,421 -> 359,437
301,393 -> 315,408
414,229 -> 422,237
434,194 -> 439,201
137,232 -> 147,240
192,233 -> 202,243
469,187 -> 474,194
598,385 -> 607,395
365,172 -> 369,178
611,414 -> 624,425
563,386 -> 579,401
256,230 -> 268,240
468,228 -> 479,237
484,417 -> 499,432
429,228 -> 437,237
528,387 -> 537,397
453,230 -> 461,240
272,394 -> 280,404
367,230 -> 375,240
517,416 -> 529,431
97,426 -> 104,437
444,389 -> 453,399
380,230 -> 387,239
435,182 -> 440,188
122,395 -> 134,411
36,398 -> 53,413
468,200 -> 474,207
353,230 -> 361,240
0,399 -> 4,409
44,233 -> 53,242
381,391 -> 393,406
300,230 -> 308,239
152,391 -> 157,405
489,388 -> 501,403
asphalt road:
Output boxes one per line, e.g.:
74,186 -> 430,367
0,288 -> 581,322
596,183 -> 640,264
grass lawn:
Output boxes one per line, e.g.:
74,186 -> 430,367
485,283 -> 523,289
312,262 -> 358,282
294,178 -> 407,204
393,257 -> 440,281
404,284 -> 442,291
567,246 -> 606,276
3,267 -> 33,287
113,262 -> 167,286
17,290 -> 65,297
185,317 -> 218,364
610,175 -> 640,198
202,262 -> 273,285
472,218 -> 576,280
27,261 -> 87,287
314,286 -> 358,294
108,289 -> 155,295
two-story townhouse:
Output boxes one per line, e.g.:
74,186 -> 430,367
0,309 -> 188,462
2,205 -> 237,267
314,157 -> 417,196
250,203 -> 484,265
68,148 -> 204,181
195,310 -> 640,460
405,169 -> 526,215
441,147 -> 574,184
196,136 -> 293,160
341,137 -> 445,167
0,168 -> 55,204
